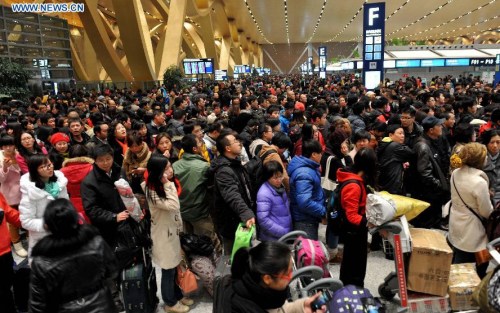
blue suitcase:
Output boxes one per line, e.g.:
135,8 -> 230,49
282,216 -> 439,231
121,258 -> 158,313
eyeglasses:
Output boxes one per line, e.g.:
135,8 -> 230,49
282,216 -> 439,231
38,163 -> 53,170
273,269 -> 293,281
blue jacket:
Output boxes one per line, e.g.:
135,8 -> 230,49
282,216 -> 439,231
288,156 -> 326,223
256,182 -> 292,241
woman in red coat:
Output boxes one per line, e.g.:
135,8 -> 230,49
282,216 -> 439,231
60,145 -> 94,223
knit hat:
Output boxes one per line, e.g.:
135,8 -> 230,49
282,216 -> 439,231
50,132 -> 70,146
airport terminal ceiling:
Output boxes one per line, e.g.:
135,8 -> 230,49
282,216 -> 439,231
2,0 -> 500,80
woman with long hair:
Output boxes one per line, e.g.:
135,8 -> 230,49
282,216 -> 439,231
29,199 -> 118,313
123,131 -> 151,194
154,132 -> 179,164
107,121 -> 128,168
336,147 -> 377,288
224,241 -> 325,312
482,129 -> 500,205
19,154 -> 69,258
15,131 -> 48,174
141,155 -> 191,313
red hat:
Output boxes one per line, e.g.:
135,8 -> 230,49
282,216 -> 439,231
295,101 -> 306,112
50,132 -> 70,146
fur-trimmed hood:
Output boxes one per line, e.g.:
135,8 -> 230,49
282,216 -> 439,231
62,156 -> 94,168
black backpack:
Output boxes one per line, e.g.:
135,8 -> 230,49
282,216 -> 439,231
327,179 -> 363,235
245,148 -> 278,203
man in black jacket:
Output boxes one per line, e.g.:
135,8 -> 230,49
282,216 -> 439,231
212,133 -> 255,255
409,116 -> 450,228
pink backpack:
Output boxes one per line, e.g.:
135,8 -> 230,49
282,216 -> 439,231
294,236 -> 330,277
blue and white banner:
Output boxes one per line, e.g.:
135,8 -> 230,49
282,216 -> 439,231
319,46 -> 327,79
362,2 -> 385,90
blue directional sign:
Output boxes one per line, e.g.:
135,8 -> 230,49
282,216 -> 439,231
363,2 -> 385,90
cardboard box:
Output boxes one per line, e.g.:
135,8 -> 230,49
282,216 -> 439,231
407,292 -> 450,313
407,228 -> 453,296
448,263 -> 481,311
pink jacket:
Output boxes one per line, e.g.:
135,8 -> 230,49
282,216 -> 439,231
0,151 -> 21,205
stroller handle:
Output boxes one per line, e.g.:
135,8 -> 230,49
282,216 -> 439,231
290,266 -> 324,282
369,221 -> 402,235
486,238 -> 500,263
278,231 -> 309,244
301,278 -> 344,297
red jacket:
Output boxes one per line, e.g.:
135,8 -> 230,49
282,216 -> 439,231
60,157 -> 94,223
0,192 -> 21,256
336,169 -> 367,226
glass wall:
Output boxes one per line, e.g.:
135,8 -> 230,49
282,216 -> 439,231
0,5 -> 73,81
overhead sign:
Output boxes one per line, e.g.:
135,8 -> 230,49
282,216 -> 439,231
308,56 -> 313,75
362,2 -> 385,90
469,58 -> 495,66
319,46 -> 327,78
183,58 -> 214,75
495,54 -> 500,86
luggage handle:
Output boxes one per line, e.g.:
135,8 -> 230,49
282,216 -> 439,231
278,231 -> 309,244
301,278 -> 344,297
290,266 -> 324,283
369,221 -> 402,235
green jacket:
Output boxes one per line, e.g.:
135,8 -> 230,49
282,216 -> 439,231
172,153 -> 210,222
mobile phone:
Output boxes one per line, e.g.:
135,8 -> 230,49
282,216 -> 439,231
311,291 -> 332,311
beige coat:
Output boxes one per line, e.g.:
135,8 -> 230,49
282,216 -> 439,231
141,181 -> 182,270
448,166 -> 493,253
267,298 -> 306,313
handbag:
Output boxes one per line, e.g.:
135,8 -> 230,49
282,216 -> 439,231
321,156 -> 337,194
176,258 -> 198,294
231,223 -> 255,262
180,233 -> 214,257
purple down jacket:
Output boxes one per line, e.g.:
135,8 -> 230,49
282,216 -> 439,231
256,182 -> 292,241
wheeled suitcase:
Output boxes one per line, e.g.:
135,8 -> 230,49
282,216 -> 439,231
213,255 -> 231,312
121,256 -> 158,313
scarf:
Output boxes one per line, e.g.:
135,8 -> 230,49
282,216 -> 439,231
115,138 -> 128,156
231,272 -> 289,311
271,183 -> 285,195
45,181 -> 60,198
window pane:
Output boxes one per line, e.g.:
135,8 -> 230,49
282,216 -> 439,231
39,16 -> 65,28
9,46 -> 43,57
0,31 -> 5,43
42,38 -> 69,49
3,8 -> 38,23
5,21 -> 40,34
0,45 -> 8,55
50,69 -> 72,79
41,27 -> 68,39
48,59 -> 72,68
43,49 -> 71,59
7,33 -> 42,46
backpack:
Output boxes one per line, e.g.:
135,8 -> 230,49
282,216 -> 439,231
245,148 -> 278,202
293,236 -> 330,278
327,179 -> 363,235
329,285 -> 382,313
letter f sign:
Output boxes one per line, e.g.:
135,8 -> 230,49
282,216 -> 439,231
368,7 -> 379,26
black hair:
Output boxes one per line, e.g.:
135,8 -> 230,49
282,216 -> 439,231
352,130 -> 371,143
206,122 -> 223,134
183,120 -> 200,135
301,124 -> 315,141
27,154 -> 57,189
351,147 -> 377,187
92,143 -> 114,159
126,130 -> 143,147
302,139 -> 322,158
231,241 -> 291,282
352,102 -> 366,115
257,123 -> 272,139
181,134 -> 198,154
16,131 -> 44,158
262,160 -> 284,182
43,198 -> 79,237
481,129 -> 500,146
67,117 -> 82,127
131,120 -> 146,131
0,135 -> 15,147
93,122 -> 108,135
271,131 -> 292,149
454,123 -> 474,144
145,154 -> 169,203
68,144 -> 89,158
216,133 -> 232,156
311,108 -> 325,122
386,124 -> 403,136
401,106 -> 416,117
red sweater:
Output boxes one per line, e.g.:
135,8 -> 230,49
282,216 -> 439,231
336,169 -> 367,226
0,192 -> 21,256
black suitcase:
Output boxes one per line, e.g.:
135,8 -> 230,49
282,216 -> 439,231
13,258 -> 30,313
213,255 -> 231,312
121,253 -> 158,313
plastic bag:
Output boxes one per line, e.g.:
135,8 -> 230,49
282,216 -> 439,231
114,178 -> 142,222
366,193 -> 397,226
378,191 -> 430,222
231,223 -> 255,262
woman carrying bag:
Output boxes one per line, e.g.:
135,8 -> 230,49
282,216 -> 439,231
448,142 -> 493,278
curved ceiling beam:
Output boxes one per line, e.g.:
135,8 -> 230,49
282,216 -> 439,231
75,0 -> 132,81
70,38 -> 90,81
184,22 -> 206,57
197,13 -> 219,66
186,0 -> 213,18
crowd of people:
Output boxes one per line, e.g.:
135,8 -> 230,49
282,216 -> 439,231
0,72 -> 499,313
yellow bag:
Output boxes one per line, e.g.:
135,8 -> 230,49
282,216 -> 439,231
378,191 -> 430,221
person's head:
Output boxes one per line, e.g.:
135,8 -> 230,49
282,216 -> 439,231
111,121 -> 127,140
0,135 -> 16,155
329,129 -> 349,157
206,122 -> 223,139
50,132 -> 70,154
155,133 -> 173,154
458,142 -> 487,170
183,121 -> 203,141
400,106 -> 416,129
145,154 -> 171,201
258,123 -> 273,142
94,122 -> 109,140
68,144 -> 89,158
386,124 -> 405,144
302,139 -> 322,163
231,241 -> 292,291
132,120 -> 147,137
92,143 -> 114,173
352,130 -> 371,150
28,154 -> 56,188
268,106 -> 280,119
421,116 -> 444,139
351,147 -> 377,186
43,198 -> 80,238
461,97 -> 477,115
271,131 -> 292,155
262,160 -> 284,188
181,134 -> 202,155
454,123 -> 475,144
311,108 -> 327,126
18,131 -> 36,152
216,133 -> 242,159
153,110 -> 166,125
443,112 -> 456,129
481,129 -> 500,156
352,102 -> 366,116
126,131 -> 144,154
68,118 -> 83,137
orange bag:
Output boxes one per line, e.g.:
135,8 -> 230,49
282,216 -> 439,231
176,259 -> 198,294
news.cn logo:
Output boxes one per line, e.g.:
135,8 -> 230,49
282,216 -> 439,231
11,3 -> 85,13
